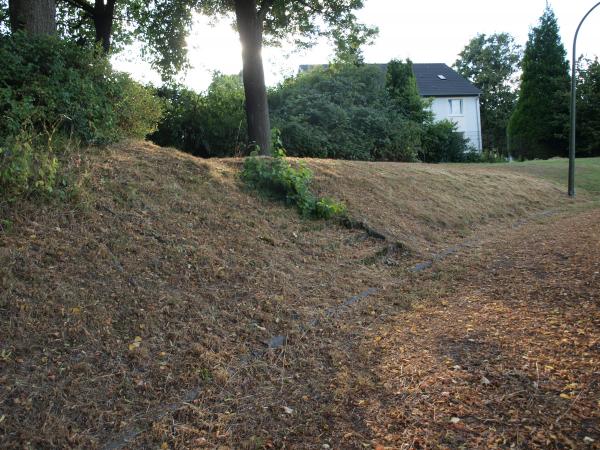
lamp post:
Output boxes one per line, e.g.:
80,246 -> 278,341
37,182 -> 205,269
569,1 -> 600,197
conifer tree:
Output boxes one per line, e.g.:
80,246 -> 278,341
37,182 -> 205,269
386,59 -> 429,123
577,58 -> 600,156
507,7 -> 570,159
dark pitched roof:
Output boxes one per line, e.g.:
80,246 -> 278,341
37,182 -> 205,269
412,63 -> 481,97
298,63 -> 481,97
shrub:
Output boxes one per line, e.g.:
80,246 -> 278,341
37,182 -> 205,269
0,129 -> 59,201
112,74 -> 163,140
0,33 -> 162,199
148,86 -> 206,155
0,33 -> 161,145
0,33 -> 111,144
241,132 -> 346,219
201,73 -> 247,156
149,74 -> 246,157
419,120 -> 471,163
269,64 -> 420,161
460,150 -> 507,163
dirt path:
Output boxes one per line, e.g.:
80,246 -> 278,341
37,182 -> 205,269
325,208 -> 600,449
114,207 -> 600,449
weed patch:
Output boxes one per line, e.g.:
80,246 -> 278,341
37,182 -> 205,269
241,147 -> 346,219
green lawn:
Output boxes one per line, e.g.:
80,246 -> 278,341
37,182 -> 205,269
490,157 -> 600,195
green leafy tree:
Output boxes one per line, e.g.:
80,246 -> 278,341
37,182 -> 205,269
577,57 -> 600,157
1,0 -> 373,156
55,0 -> 122,53
331,19 -> 377,65
269,63 -> 421,161
56,1 -> 198,74
385,58 -> 430,123
454,33 -> 520,154
198,0 -> 375,155
507,7 -> 570,160
0,0 -> 200,75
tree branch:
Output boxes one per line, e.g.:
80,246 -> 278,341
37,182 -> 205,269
257,0 -> 274,22
293,0 -> 321,15
60,0 -> 95,16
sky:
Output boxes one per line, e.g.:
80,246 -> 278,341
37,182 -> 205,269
113,0 -> 600,92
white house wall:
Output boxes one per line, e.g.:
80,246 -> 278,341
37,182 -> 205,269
428,96 -> 482,151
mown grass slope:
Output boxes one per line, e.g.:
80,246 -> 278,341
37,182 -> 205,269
484,156 -> 600,195
0,141 -> 594,448
306,158 -> 576,253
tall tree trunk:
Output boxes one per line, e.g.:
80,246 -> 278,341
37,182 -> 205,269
9,0 -> 56,34
94,0 -> 115,53
235,0 -> 271,155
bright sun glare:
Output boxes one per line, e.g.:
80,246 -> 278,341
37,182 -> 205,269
112,0 -> 600,92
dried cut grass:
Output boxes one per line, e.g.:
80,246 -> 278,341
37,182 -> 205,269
305,158 -> 573,253
0,140 -> 594,448
322,209 -> 600,448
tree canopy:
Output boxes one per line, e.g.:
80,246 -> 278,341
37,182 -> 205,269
57,0 -> 198,75
577,57 -> 600,157
0,0 -> 200,75
195,0 -> 375,155
507,7 -> 570,160
1,0 -> 375,155
198,0 -> 370,46
454,33 -> 520,154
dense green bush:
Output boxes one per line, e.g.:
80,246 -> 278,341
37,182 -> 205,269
150,62 -> 473,164
148,87 -> 205,155
0,33 -> 161,145
149,74 -> 246,157
112,74 -> 164,140
0,131 -> 58,200
419,120 -> 472,163
270,64 -> 420,161
241,132 -> 346,219
0,33 -> 162,200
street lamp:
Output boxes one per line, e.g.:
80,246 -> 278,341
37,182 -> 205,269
569,1 -> 600,197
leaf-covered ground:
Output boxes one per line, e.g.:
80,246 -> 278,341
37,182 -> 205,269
122,207 -> 600,449
326,208 -> 600,448
1,142 -> 598,448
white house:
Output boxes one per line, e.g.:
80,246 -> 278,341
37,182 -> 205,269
412,63 -> 483,151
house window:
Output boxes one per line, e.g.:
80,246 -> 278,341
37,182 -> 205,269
449,99 -> 463,115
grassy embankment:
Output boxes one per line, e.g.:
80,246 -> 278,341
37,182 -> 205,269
486,156 -> 600,195
0,142 -> 598,448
